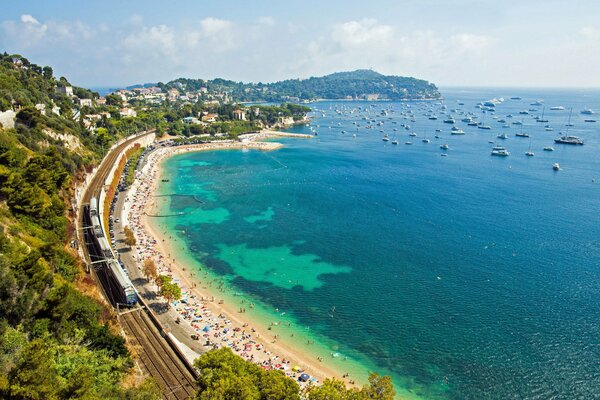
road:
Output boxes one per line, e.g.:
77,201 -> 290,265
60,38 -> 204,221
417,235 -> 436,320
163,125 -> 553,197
77,132 -> 197,400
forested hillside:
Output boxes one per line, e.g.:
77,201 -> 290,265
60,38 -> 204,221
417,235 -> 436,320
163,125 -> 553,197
159,69 -> 440,102
0,53 -> 161,399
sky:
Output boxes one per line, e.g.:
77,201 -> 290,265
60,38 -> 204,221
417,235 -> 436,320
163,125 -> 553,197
1,0 -> 599,89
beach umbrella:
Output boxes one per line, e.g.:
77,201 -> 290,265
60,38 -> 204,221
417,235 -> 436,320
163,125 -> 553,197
299,373 -> 310,382
292,366 -> 301,372
202,326 -> 211,332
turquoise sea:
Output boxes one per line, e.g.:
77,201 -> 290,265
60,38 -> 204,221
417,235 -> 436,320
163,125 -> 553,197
155,88 -> 600,399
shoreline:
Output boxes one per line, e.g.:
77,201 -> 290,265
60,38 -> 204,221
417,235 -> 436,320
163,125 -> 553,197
129,136 -> 364,389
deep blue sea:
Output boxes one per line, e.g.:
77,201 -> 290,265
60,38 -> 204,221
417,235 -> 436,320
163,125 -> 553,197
158,88 -> 600,399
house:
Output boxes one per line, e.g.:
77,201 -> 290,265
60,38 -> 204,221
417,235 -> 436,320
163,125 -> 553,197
232,109 -> 246,121
183,116 -> 200,124
96,97 -> 107,105
78,98 -> 93,107
0,110 -> 16,129
119,108 -> 137,117
167,89 -> 179,102
35,103 -> 47,115
201,113 -> 218,123
56,86 -> 74,97
52,105 -> 61,116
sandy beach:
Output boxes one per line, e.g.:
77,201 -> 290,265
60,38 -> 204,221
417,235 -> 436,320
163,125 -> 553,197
125,135 -> 360,389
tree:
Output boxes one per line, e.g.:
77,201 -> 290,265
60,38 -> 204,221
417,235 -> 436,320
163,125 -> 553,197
306,374 -> 395,400
42,66 -> 53,80
362,373 -> 395,400
194,347 -> 300,400
157,275 -> 181,304
142,259 -> 158,283
123,226 -> 136,247
105,94 -> 123,107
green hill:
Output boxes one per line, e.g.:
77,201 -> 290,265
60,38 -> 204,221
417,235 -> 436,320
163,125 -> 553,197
0,53 -> 161,399
159,69 -> 440,102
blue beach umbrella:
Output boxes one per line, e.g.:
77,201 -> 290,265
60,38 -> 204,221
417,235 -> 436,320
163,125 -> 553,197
299,373 -> 310,382
202,325 -> 211,332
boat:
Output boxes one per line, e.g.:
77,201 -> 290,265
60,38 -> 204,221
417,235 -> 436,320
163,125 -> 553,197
536,107 -> 548,123
491,146 -> 510,156
409,132 -> 417,137
422,138 -> 430,143
440,144 -> 449,150
554,135 -> 584,145
584,119 -> 596,123
391,139 -> 398,145
526,136 -> 534,156
443,118 -> 455,124
510,96 -> 522,100
543,146 -> 554,151
497,133 -> 508,139
530,100 -> 544,106
555,109 -> 584,145
405,141 -> 413,145
478,125 -> 492,130
515,123 -> 529,137
429,115 -> 438,120
550,106 -> 565,111
382,133 -> 389,142
553,163 -> 560,171
581,108 -> 595,115
451,126 -> 465,135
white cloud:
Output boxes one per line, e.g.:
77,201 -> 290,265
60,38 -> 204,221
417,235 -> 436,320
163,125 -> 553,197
331,19 -> 393,47
579,26 -> 600,40
258,16 -> 275,26
0,12 -> 598,88
21,14 -> 40,25
200,17 -> 232,37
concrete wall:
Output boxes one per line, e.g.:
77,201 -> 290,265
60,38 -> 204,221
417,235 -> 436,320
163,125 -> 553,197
0,110 -> 16,129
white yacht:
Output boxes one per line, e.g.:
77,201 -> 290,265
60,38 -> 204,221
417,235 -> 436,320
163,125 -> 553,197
451,126 -> 465,135
491,146 -> 510,156
553,163 -> 560,170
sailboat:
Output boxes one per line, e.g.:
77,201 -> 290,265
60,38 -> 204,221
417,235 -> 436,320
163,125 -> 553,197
515,121 -> 529,137
525,136 -> 534,156
555,108 -> 584,145
536,106 -> 548,123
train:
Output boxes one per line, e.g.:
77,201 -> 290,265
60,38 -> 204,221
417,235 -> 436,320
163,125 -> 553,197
86,196 -> 137,306
89,197 -> 113,258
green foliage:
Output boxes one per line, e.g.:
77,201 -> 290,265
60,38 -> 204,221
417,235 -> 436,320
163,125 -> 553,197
0,53 -> 167,400
124,147 -> 144,187
306,374 -> 396,400
156,275 -> 181,303
194,347 -> 300,400
161,69 -> 439,102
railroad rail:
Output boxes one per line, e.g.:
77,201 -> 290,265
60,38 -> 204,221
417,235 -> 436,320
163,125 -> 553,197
77,131 -> 197,399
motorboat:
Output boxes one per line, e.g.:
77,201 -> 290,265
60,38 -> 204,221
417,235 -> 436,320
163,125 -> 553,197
491,146 -> 510,156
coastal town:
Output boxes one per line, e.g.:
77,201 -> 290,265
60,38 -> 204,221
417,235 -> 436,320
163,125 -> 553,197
2,2 -> 599,399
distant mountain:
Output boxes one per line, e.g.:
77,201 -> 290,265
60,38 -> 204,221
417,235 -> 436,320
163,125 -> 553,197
157,69 -> 440,102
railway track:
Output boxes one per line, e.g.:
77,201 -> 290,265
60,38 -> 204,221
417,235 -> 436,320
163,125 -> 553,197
77,131 -> 197,399
120,309 -> 196,400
